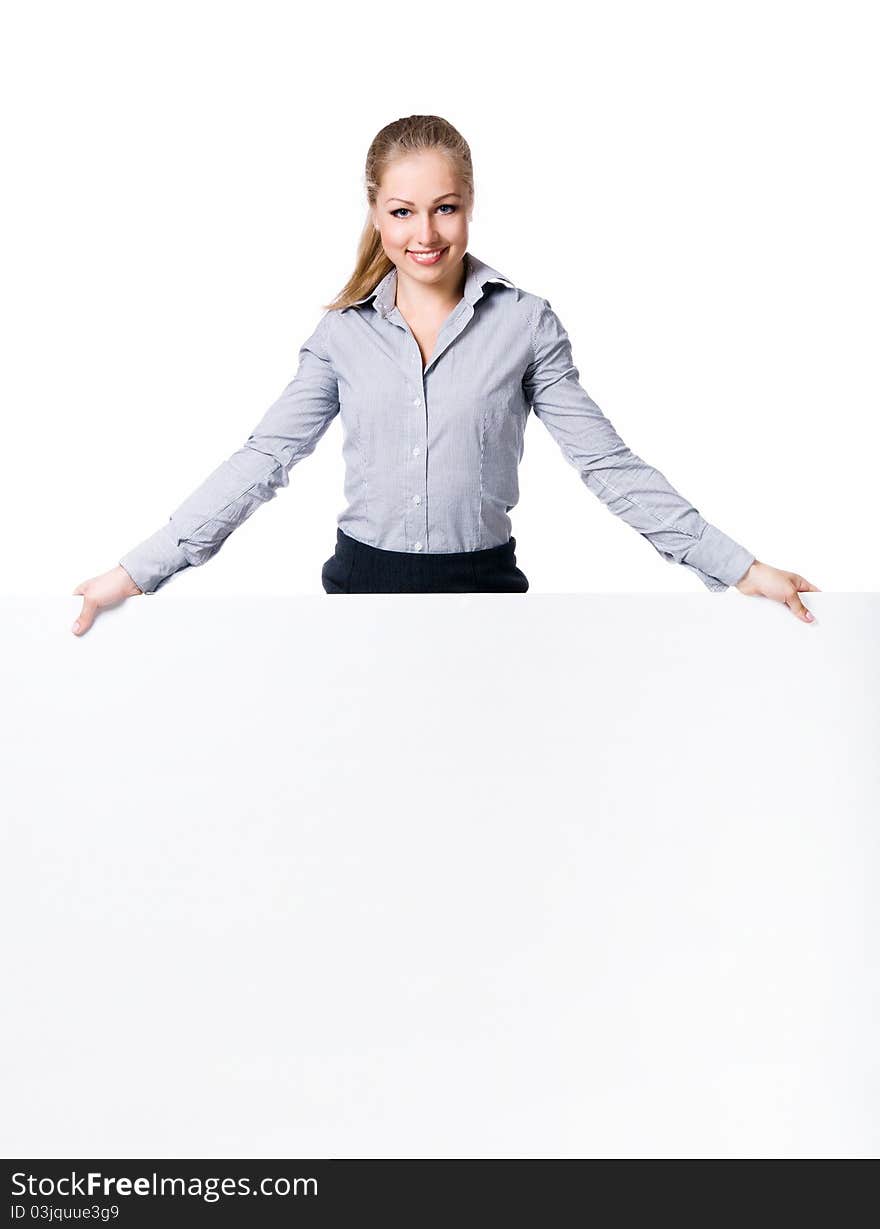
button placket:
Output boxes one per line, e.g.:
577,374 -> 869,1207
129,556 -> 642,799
406,367 -> 428,551
385,298 -> 441,552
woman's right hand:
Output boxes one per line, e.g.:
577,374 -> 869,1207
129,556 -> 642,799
71,565 -> 143,635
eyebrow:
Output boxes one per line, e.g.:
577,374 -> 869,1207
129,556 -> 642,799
385,192 -> 462,206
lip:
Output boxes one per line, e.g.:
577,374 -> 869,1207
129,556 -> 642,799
407,246 -> 448,264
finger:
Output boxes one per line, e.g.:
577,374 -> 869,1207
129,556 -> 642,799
786,591 -> 815,624
793,575 -> 822,592
72,597 -> 99,635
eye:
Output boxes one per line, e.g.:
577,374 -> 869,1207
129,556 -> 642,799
389,204 -> 458,218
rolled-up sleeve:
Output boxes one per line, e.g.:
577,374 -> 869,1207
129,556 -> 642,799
119,311 -> 340,594
522,297 -> 755,592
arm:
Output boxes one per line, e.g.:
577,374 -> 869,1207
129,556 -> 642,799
118,311 -> 340,594
522,297 -> 755,592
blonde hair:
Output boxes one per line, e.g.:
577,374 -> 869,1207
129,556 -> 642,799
322,115 -> 474,312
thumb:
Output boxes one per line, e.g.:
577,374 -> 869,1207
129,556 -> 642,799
787,591 -> 815,624
72,596 -> 99,635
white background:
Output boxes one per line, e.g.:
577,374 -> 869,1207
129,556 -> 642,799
1,0 -> 878,1165
1,0 -> 876,598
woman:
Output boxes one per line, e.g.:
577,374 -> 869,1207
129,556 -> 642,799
72,114 -> 819,632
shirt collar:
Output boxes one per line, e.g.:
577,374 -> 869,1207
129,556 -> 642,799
340,251 -> 517,316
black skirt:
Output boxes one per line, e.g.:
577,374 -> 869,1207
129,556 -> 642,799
321,528 -> 529,594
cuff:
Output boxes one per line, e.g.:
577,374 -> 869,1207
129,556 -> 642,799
118,523 -> 191,595
681,523 -> 756,591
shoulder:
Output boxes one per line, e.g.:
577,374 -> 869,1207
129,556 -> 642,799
298,308 -> 336,362
503,288 -> 569,357
477,273 -> 546,345
494,279 -> 561,334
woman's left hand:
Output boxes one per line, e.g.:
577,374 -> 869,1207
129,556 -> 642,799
735,559 -> 821,623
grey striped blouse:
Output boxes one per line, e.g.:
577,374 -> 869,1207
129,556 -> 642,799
119,250 -> 755,594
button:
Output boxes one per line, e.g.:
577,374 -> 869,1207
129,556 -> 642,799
413,541 -> 422,551
412,398 -> 419,405
412,446 -> 420,456
412,494 -> 421,505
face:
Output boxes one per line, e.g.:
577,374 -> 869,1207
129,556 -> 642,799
372,150 -> 472,297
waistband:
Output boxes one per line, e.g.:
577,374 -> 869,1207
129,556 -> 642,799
335,527 -> 516,562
